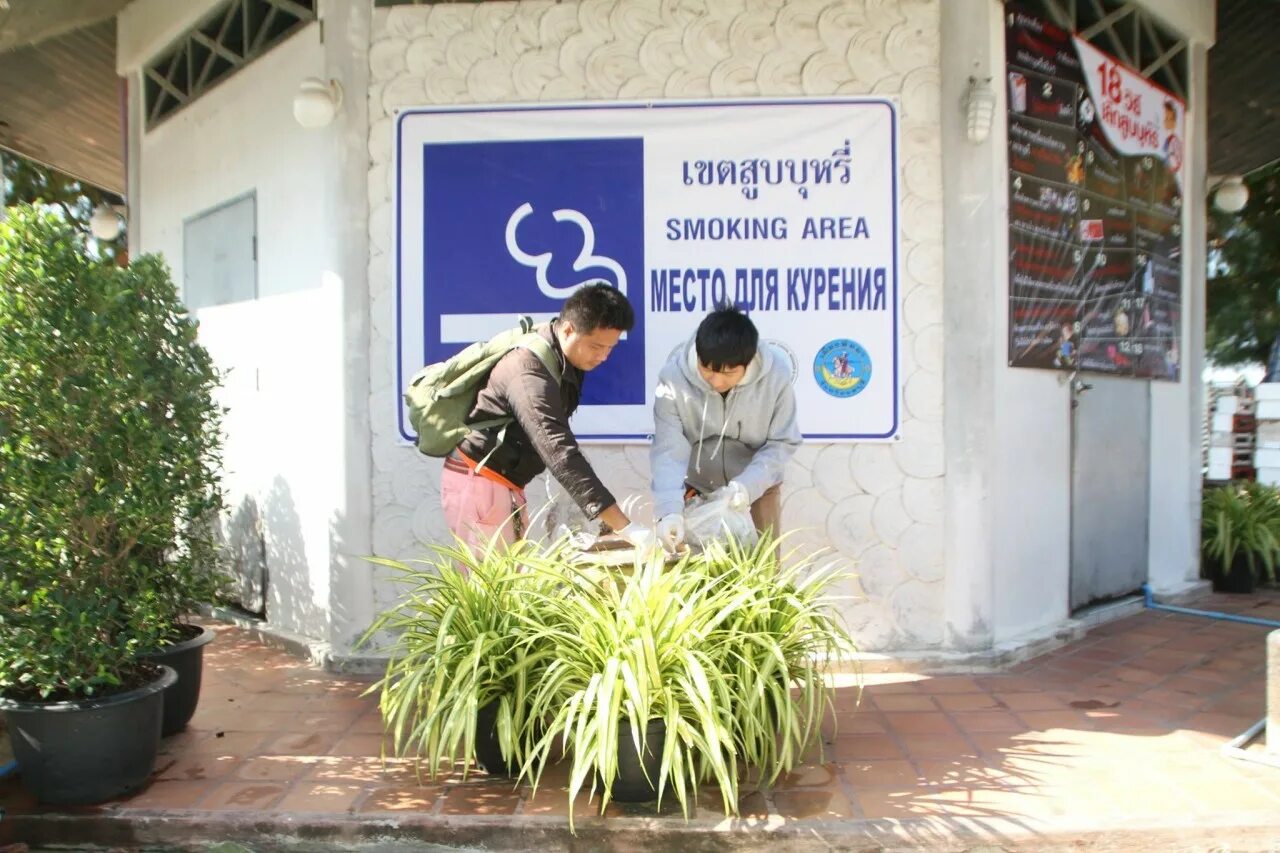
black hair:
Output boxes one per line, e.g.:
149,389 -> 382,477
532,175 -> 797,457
561,282 -> 635,333
695,303 -> 758,370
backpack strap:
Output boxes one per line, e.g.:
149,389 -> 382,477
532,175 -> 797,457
475,323 -> 563,472
518,329 -> 563,385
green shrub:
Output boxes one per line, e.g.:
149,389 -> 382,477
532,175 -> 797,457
360,537 -> 567,777
691,534 -> 856,787
362,535 -> 855,830
517,537 -> 855,828
0,206 -> 228,702
1202,481 -> 1280,584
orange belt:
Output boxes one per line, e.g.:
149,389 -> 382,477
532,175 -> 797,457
447,449 -> 524,495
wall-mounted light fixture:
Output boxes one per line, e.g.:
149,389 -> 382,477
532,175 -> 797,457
963,76 -> 997,144
1211,175 -> 1249,213
293,77 -> 343,128
89,202 -> 126,241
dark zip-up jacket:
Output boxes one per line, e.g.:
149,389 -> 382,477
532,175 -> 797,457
456,320 -> 616,519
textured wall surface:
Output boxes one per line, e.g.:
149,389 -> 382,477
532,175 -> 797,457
366,0 -> 945,650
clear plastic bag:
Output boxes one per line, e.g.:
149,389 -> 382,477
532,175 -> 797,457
683,486 -> 758,550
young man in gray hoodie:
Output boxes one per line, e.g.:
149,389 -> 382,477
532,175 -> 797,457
650,305 -> 802,551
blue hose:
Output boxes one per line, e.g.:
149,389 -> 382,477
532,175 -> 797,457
1142,583 -> 1280,628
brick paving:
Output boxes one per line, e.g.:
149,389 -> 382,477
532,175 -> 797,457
3,590 -> 1279,850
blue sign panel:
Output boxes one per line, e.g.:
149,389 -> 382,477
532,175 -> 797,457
420,137 -> 646,406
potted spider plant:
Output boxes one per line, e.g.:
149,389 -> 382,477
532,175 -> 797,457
0,207 -> 224,802
1202,481 -> 1280,593
359,536 -> 565,778
693,534 -> 856,784
516,535 -> 854,829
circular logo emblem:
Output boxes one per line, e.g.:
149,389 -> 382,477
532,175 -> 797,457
813,339 -> 871,398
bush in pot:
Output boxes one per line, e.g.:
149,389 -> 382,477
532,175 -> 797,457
118,233 -> 229,737
0,206 -> 225,801
359,536 -> 566,779
1202,481 -> 1280,592
516,538 -> 855,829
692,534 -> 857,786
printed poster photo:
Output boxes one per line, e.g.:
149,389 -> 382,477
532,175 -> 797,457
1004,0 -> 1182,381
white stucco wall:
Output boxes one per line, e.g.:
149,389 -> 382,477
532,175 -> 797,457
365,0 -> 947,651
112,0 -> 1213,662
118,0 -> 374,650
940,0 -> 1214,649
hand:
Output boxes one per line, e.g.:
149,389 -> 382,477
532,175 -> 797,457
657,514 -> 685,552
725,480 -> 750,512
618,522 -> 657,553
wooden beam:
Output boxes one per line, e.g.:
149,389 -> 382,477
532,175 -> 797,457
1041,0 -> 1073,31
248,6 -> 279,56
261,0 -> 314,22
1080,2 -> 1135,41
1141,39 -> 1184,81
191,21 -> 243,91
190,30 -> 240,66
1082,0 -> 1135,67
1132,9 -> 1140,65
144,65 -> 187,105
192,31 -> 241,67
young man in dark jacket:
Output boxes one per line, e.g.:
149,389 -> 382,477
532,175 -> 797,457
442,283 -> 654,553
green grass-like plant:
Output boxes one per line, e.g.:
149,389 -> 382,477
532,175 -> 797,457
361,533 -> 855,830
1203,481 -> 1280,583
359,535 -> 568,778
692,534 -> 855,788
516,534 -> 855,828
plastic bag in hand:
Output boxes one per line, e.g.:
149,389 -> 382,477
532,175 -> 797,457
683,484 -> 758,550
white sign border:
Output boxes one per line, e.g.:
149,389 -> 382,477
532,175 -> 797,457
394,97 -> 901,444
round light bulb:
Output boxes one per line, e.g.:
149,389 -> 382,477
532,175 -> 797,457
89,204 -> 122,241
1214,177 -> 1249,213
293,77 -> 342,128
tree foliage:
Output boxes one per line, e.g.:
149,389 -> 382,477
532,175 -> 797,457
1,151 -> 125,263
1206,161 -> 1280,370
0,206 -> 226,702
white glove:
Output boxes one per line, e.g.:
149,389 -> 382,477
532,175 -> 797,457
555,523 -> 597,551
618,522 -> 657,553
657,514 -> 685,552
725,480 -> 751,512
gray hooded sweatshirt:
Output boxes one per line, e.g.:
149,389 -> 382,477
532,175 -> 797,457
650,339 -> 802,520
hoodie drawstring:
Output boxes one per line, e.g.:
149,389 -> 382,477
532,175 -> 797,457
710,392 -> 735,465
694,395 -> 709,474
695,391 -> 735,476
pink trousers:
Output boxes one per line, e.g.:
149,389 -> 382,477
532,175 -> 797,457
440,465 -> 528,555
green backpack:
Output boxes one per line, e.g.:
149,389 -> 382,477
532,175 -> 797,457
404,316 -> 561,461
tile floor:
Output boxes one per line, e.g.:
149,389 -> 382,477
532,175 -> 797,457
2,591 -> 1278,844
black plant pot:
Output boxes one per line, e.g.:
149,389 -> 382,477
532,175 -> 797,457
141,623 -> 215,736
1211,553 -> 1256,594
474,699 -> 517,776
0,665 -> 176,805
610,718 -> 667,803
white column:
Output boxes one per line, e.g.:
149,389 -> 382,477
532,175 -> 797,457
940,0 -> 1003,650
1148,40 -> 1209,594
320,0 -> 376,659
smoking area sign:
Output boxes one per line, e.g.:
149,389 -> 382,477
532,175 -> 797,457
396,99 -> 901,443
